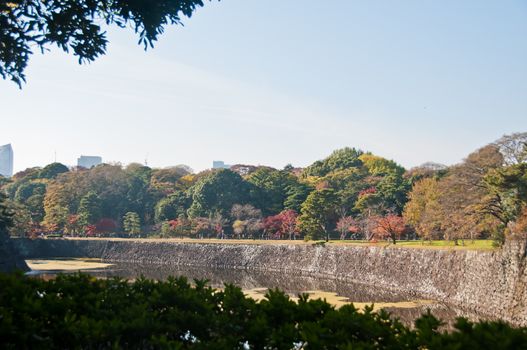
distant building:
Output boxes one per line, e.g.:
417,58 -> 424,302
0,144 -> 14,177
230,164 -> 257,176
418,162 -> 448,171
212,161 -> 231,169
77,155 -> 102,169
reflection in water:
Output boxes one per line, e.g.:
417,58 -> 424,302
28,259 -> 484,327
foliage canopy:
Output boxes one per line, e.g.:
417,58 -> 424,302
1,272 -> 526,349
0,0 -> 211,86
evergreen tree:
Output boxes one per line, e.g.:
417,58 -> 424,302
78,191 -> 101,227
123,212 -> 141,235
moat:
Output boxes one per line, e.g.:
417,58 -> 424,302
26,258 -> 482,327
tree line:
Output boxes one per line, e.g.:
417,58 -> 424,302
0,133 -> 525,244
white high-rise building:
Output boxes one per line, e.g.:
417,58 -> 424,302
0,144 -> 14,177
77,155 -> 102,169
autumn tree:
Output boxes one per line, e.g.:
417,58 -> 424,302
403,177 -> 442,242
437,145 -> 504,244
336,215 -> 359,240
65,214 -> 82,236
191,217 -> 211,238
263,209 -> 299,240
373,214 -> 406,244
208,212 -> 228,238
230,204 -> 263,239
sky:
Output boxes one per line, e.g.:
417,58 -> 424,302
1,0 -> 526,173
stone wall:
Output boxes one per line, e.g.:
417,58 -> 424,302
0,230 -> 28,272
13,238 -> 527,326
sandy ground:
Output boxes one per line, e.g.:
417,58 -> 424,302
243,288 -> 435,310
26,259 -> 113,271
26,258 -> 433,311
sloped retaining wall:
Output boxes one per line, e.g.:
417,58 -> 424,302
0,231 -> 28,272
13,238 -> 527,326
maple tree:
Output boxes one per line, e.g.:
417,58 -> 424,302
373,214 -> 406,244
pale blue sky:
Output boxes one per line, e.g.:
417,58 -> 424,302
1,0 -> 526,173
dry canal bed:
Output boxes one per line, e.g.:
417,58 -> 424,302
25,258 -> 481,327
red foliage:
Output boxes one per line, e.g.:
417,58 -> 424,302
263,215 -> 282,239
68,214 -> 79,225
373,214 -> 406,244
358,187 -> 377,197
336,216 -> 360,239
96,218 -> 119,233
85,225 -> 97,237
263,210 -> 299,239
167,219 -> 179,230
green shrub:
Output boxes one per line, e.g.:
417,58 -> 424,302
0,272 -> 526,349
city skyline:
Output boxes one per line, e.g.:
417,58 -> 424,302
0,134 -> 519,175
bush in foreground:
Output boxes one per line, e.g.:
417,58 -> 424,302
0,273 -> 526,349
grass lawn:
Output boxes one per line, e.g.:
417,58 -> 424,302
327,239 -> 496,251
66,237 -> 497,251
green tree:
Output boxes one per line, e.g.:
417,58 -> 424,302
1,0 -> 210,86
123,212 -> 141,235
187,169 -> 252,218
298,188 -> 339,241
78,191 -> 101,227
246,167 -> 295,215
283,182 -> 313,213
0,192 -> 13,233
154,191 -> 190,223
38,163 -> 69,179
302,147 -> 363,177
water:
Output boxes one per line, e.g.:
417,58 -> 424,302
26,258 -> 484,327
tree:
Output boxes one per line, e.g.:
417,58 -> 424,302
302,147 -> 364,177
336,215 -> 359,240
403,177 -> 442,242
43,205 -> 69,232
246,167 -> 295,215
373,214 -> 406,244
297,189 -> 338,241
188,169 -> 252,218
154,191 -> 190,222
78,191 -> 101,227
161,220 -> 178,238
38,163 -> 69,179
437,145 -> 505,244
0,192 -> 14,233
279,209 -> 299,240
1,0 -> 210,86
65,214 -> 82,236
230,204 -> 263,239
263,209 -> 299,240
284,182 -> 313,213
493,132 -> 527,165
191,217 -> 211,238
208,212 -> 228,238
123,212 -> 141,235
